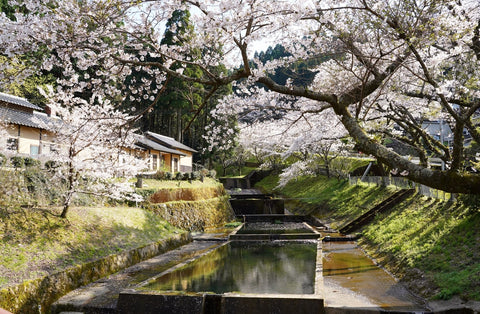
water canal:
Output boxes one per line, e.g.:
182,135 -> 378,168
119,219 -> 426,313
323,241 -> 425,311
140,241 -> 318,295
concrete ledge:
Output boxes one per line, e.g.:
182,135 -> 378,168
223,294 -> 324,314
324,307 -> 474,313
117,291 -> 324,314
230,199 -> 285,215
117,291 -> 204,314
229,233 -> 320,241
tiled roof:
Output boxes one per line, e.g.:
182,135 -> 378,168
134,134 -> 186,156
0,107 -> 53,130
0,92 -> 42,111
145,131 -> 197,153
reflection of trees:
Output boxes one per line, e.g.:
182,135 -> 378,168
147,242 -> 317,294
150,244 -> 230,292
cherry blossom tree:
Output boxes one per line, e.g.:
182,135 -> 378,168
2,0 -> 480,193
202,99 -> 238,175
37,87 -> 145,218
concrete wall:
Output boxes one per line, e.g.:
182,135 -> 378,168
117,292 -> 325,314
229,199 -> 285,215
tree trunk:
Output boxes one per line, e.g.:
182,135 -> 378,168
60,203 -> 69,218
61,162 -> 75,218
335,104 -> 480,194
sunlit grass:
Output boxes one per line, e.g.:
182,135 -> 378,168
256,173 -> 480,300
0,206 -> 182,288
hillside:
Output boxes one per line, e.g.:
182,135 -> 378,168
255,174 -> 480,302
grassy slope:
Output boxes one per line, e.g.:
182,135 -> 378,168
361,194 -> 480,300
256,174 -> 396,229
255,174 -> 480,301
0,205 -> 182,289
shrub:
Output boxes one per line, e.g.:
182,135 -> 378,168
44,160 -> 60,170
191,171 -> 201,181
175,172 -> 184,180
154,171 -> 167,180
165,172 -> 173,180
0,153 -> 6,166
24,157 -> 41,167
10,156 -> 24,168
208,169 -> 217,179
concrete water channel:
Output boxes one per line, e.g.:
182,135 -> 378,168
54,190 -> 438,313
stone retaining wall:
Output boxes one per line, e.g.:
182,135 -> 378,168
147,196 -> 235,231
0,232 -> 191,314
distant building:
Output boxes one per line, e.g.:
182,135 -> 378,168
0,92 -> 55,158
0,92 -> 197,173
421,120 -> 454,146
133,131 -> 197,173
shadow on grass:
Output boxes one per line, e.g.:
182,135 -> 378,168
361,193 -> 480,301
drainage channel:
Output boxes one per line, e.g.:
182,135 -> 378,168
322,241 -> 427,312
56,215 -> 458,313
118,217 -> 324,314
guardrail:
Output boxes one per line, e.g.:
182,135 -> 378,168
348,175 -> 453,201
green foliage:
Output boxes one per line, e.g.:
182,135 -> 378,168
0,0 -> 16,20
0,153 -> 5,166
10,156 -> 25,168
44,160 -> 60,171
253,44 -> 327,87
175,172 -> 185,180
23,157 -> 40,167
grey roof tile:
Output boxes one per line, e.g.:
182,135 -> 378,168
145,131 -> 197,153
0,107 -> 53,130
134,134 -> 186,156
0,92 -> 42,111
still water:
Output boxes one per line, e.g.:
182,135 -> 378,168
142,241 -> 317,294
323,241 -> 426,311
236,222 -> 315,234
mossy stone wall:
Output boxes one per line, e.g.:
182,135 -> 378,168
0,232 -> 191,314
148,185 -> 226,203
147,196 -> 235,231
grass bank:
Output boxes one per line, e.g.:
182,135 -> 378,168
255,174 -> 480,301
256,174 -> 396,229
1,177 -> 235,313
0,206 -> 182,289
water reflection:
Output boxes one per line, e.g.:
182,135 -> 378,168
323,242 -> 426,311
143,242 -> 317,294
